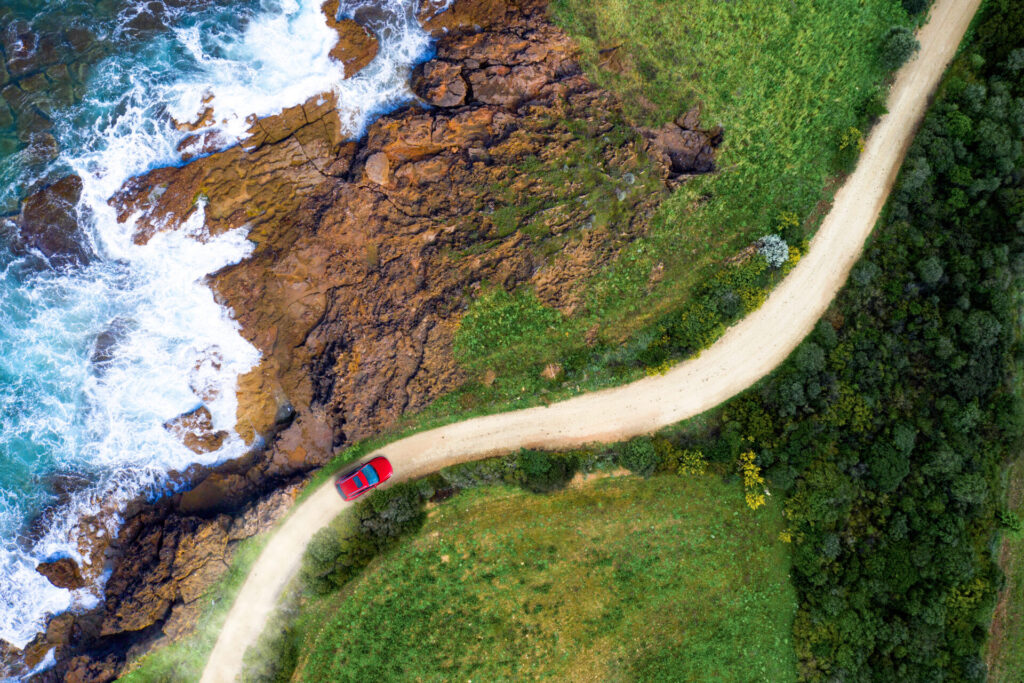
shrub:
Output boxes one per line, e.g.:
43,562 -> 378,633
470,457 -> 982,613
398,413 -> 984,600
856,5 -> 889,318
880,26 -> 920,71
758,234 -> 790,268
514,449 -> 576,492
616,437 -> 659,476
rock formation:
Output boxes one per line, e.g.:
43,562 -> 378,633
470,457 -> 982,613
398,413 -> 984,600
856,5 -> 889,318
10,0 -> 720,679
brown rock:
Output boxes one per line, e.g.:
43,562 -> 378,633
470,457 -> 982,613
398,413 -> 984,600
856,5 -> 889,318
172,105 -> 214,132
413,61 -> 467,107
468,64 -> 549,109
418,0 -> 511,36
177,472 -> 249,515
365,151 -> 391,185
640,121 -> 718,176
235,360 -> 295,446
36,557 -> 86,590
164,405 -> 228,454
171,516 -> 230,603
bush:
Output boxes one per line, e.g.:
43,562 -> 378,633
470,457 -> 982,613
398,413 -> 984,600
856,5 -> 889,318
514,449 -> 576,492
758,234 -> 790,268
880,26 -> 920,71
616,437 -> 660,476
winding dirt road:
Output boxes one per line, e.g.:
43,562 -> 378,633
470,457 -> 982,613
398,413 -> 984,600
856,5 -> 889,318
200,1 -> 981,679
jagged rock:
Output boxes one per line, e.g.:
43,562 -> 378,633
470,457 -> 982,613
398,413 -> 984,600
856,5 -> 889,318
36,557 -> 85,590
413,61 -> 468,107
164,406 -> 228,454
640,119 -> 720,177
418,0 -> 515,36
322,1 -> 379,77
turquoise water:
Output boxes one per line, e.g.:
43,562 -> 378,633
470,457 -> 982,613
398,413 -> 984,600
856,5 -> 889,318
0,0 -> 432,650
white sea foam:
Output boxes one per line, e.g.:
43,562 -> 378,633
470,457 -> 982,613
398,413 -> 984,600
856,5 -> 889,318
0,0 -> 434,650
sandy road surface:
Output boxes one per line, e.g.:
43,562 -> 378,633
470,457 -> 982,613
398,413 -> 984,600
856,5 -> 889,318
200,1 -> 981,679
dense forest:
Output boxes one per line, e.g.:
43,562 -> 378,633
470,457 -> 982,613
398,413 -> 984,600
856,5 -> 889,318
701,2 -> 1024,677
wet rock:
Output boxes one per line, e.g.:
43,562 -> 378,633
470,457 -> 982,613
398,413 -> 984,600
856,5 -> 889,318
321,1 -> 379,77
112,95 -> 351,245
3,21 -> 39,78
0,101 -> 13,129
413,61 -> 467,107
14,175 -> 91,269
164,406 -> 228,455
90,318 -> 132,374
36,557 -> 85,590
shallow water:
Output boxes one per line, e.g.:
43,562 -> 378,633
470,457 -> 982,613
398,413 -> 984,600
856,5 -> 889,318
0,0 -> 431,649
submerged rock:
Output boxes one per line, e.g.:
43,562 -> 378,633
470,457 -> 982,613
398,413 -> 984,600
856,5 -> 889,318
90,317 -> 133,375
13,175 -> 92,269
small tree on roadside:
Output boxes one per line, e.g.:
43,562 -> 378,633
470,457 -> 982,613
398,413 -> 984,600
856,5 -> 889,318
880,26 -> 920,71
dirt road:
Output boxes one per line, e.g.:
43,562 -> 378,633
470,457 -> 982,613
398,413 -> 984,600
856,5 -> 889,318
200,0 -> 982,679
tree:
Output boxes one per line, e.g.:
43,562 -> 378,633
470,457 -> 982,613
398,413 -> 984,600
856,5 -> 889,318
902,0 -> 929,15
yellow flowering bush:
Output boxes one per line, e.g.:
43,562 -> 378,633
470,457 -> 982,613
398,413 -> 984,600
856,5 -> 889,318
739,450 -> 767,510
677,449 -> 708,476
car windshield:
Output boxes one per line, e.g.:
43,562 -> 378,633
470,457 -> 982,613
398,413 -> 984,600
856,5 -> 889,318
361,464 -> 380,486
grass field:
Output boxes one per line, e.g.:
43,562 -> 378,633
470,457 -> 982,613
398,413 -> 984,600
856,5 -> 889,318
443,0 -> 911,407
290,474 -> 797,682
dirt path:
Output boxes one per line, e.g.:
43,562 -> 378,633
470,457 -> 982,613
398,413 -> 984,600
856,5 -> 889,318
200,1 -> 981,679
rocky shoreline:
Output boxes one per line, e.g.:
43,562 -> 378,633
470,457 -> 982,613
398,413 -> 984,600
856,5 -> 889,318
4,0 -> 720,679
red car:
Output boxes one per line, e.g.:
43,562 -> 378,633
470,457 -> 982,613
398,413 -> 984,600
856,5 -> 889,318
335,456 -> 393,501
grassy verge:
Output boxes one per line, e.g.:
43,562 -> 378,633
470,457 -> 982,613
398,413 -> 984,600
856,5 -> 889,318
289,474 -> 795,682
987,457 -> 1024,681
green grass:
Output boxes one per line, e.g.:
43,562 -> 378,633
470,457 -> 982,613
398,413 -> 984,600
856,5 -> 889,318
445,0 -> 910,406
551,0 -> 906,323
290,474 -> 797,682
988,457 -> 1024,681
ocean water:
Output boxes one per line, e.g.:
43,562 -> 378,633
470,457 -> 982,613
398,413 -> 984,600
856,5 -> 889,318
0,0 -> 433,649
